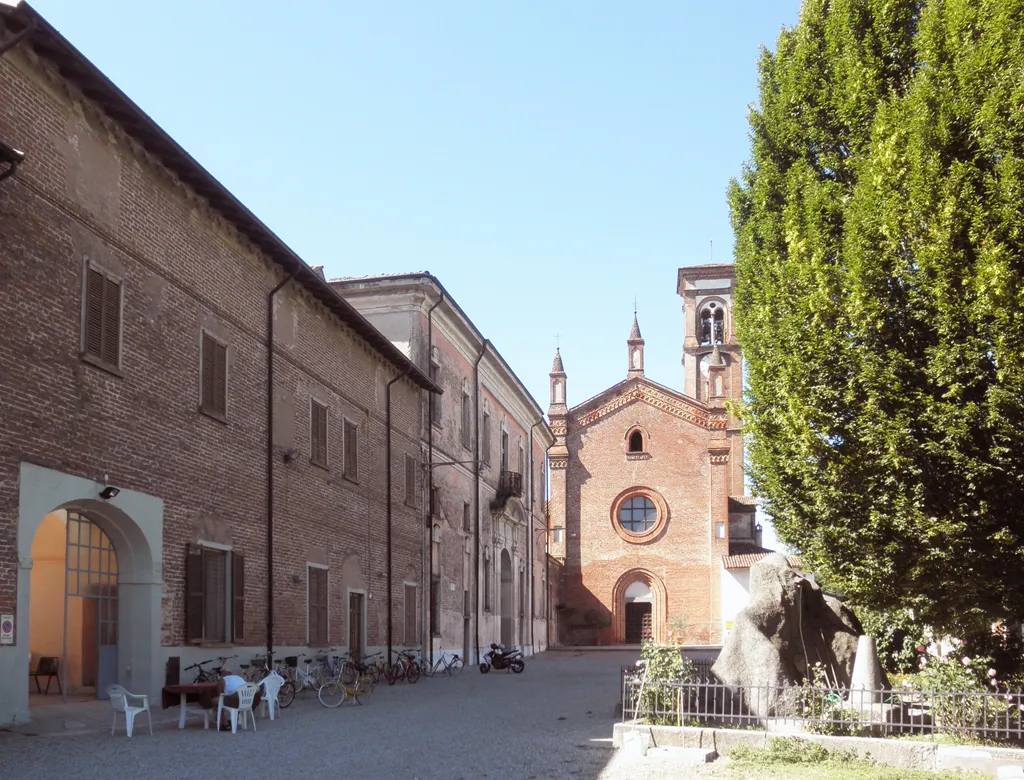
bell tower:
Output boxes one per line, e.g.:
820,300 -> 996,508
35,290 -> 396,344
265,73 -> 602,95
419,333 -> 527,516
546,349 -> 568,561
627,315 -> 644,380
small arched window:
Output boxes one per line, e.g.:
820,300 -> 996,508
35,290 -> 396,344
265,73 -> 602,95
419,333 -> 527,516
628,430 -> 644,453
698,301 -> 726,345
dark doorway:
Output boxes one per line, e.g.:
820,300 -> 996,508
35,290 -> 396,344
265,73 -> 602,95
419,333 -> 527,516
625,602 -> 652,644
348,592 -> 364,664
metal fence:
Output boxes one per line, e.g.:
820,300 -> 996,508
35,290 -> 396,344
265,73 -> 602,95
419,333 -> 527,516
621,677 -> 1024,743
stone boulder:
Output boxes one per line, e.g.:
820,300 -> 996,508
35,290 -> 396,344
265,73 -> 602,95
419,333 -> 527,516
711,554 -> 887,718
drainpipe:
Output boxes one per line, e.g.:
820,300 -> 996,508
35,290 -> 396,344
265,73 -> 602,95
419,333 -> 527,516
266,270 -> 297,658
424,290 -> 444,666
386,367 -> 411,667
527,417 -> 544,653
472,339 -> 490,664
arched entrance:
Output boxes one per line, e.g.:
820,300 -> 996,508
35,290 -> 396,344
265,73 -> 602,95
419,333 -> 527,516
612,569 -> 667,644
623,581 -> 652,644
500,550 -> 513,647
4,462 -> 163,727
29,510 -> 119,700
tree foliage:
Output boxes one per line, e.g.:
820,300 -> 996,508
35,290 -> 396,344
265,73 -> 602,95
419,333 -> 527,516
730,0 -> 1024,633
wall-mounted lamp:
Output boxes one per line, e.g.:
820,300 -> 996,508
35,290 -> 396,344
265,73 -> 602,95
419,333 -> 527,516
99,486 -> 120,500
292,574 -> 304,584
282,448 -> 298,464
755,522 -> 763,533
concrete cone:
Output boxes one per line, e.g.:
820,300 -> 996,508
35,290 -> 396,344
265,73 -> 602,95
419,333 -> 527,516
850,635 -> 885,709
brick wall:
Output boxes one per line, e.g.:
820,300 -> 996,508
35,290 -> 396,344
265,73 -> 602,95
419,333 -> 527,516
0,46 -> 423,654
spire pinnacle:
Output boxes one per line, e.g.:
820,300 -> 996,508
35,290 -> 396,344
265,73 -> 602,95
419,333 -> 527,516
551,348 -> 565,374
629,314 -> 642,341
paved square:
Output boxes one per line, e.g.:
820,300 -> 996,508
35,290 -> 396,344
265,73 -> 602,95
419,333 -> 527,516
2,650 -> 647,780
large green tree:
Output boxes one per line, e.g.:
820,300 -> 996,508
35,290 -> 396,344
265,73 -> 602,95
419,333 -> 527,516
730,0 -> 1024,633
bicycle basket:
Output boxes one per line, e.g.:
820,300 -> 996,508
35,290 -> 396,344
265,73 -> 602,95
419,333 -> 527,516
315,655 -> 328,663
285,656 -> 298,667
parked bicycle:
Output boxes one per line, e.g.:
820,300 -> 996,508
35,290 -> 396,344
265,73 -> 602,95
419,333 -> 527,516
421,652 -> 464,678
385,651 -> 420,685
184,655 -> 235,683
343,652 -> 384,685
318,672 -> 374,708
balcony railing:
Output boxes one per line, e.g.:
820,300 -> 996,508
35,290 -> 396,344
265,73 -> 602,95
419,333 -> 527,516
490,470 -> 522,511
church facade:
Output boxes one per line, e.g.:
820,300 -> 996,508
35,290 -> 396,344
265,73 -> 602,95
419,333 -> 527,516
546,265 -> 765,646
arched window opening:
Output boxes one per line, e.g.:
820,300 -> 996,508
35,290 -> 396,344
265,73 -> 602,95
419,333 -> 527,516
699,302 -> 726,346
628,430 -> 644,453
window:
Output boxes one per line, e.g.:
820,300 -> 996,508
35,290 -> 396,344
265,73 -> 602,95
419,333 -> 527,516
481,412 -> 491,466
715,522 -> 726,540
308,566 -> 329,645
501,430 -> 509,472
405,455 -> 417,505
200,332 -> 228,420
82,265 -> 122,370
431,485 -> 441,517
430,579 -> 441,636
405,584 -> 418,644
186,545 -> 244,643
540,462 -> 546,504
484,555 -> 491,611
429,363 -> 442,425
618,496 -> 658,533
541,577 -> 547,618
343,419 -> 358,481
461,386 -> 472,449
628,430 -> 644,453
463,501 -> 471,532
518,443 -> 525,476
519,570 -> 525,619
310,400 -> 328,467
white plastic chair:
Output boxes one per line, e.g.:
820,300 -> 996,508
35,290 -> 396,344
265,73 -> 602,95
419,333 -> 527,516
259,672 -> 284,720
217,682 -> 260,733
106,684 -> 153,738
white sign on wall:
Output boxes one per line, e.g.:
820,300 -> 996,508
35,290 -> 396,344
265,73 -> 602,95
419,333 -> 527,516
0,614 -> 13,645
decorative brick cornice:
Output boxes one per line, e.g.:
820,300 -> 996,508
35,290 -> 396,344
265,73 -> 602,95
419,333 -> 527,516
549,458 -> 568,470
575,382 -> 713,430
549,421 -> 567,436
708,447 -> 730,465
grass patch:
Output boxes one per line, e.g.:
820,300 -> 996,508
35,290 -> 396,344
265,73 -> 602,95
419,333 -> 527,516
715,738 -> 987,779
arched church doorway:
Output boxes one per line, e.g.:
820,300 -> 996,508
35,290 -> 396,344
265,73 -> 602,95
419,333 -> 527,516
500,549 -> 513,648
29,509 -> 119,702
623,581 -> 653,644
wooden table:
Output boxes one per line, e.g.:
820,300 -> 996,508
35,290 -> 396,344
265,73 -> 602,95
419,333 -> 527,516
162,683 -> 220,730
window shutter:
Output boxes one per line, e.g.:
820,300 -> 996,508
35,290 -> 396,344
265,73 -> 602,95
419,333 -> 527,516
185,545 -> 204,642
318,405 -> 328,465
318,569 -> 329,644
344,420 -> 358,479
213,341 -> 227,417
232,552 -> 245,643
84,268 -> 105,359
201,334 -> 215,412
101,276 -> 121,366
405,455 -> 415,503
482,414 -> 491,464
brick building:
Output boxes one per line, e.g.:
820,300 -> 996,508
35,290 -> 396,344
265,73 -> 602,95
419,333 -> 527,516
547,265 -> 766,647
329,274 -> 555,664
0,5 -> 439,726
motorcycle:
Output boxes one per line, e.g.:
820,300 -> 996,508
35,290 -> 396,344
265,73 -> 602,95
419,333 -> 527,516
479,643 -> 525,674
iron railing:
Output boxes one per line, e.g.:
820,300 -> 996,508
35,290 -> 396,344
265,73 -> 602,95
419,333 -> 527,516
621,677 -> 1024,743
490,471 -> 523,510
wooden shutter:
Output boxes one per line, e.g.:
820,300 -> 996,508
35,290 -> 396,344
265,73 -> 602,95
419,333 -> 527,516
344,420 -> 358,480
185,545 -> 204,642
311,401 -> 328,466
482,414 -> 490,465
101,275 -> 121,366
84,268 -> 105,360
308,568 -> 328,645
232,552 -> 245,643
405,584 -> 417,644
405,455 -> 415,504
201,333 -> 227,418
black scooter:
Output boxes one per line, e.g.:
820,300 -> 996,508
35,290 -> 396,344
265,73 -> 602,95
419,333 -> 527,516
479,643 -> 525,674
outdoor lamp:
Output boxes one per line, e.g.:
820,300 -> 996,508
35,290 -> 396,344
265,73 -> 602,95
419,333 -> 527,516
99,486 -> 120,500
755,522 -> 763,533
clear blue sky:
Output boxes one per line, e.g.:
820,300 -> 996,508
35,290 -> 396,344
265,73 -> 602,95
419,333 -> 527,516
33,0 -> 799,544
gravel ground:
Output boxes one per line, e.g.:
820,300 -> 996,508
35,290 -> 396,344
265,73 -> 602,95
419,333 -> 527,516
2,650 -> 652,780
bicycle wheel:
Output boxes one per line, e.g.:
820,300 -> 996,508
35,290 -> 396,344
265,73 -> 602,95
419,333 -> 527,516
449,657 -> 464,676
353,677 -> 374,704
342,662 -> 358,685
386,663 -> 402,685
407,662 -> 421,683
318,680 -> 346,708
278,680 -> 296,708
368,664 -> 381,684
421,659 -> 435,678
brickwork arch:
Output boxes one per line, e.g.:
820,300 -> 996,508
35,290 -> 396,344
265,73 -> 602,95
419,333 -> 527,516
612,568 -> 667,644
